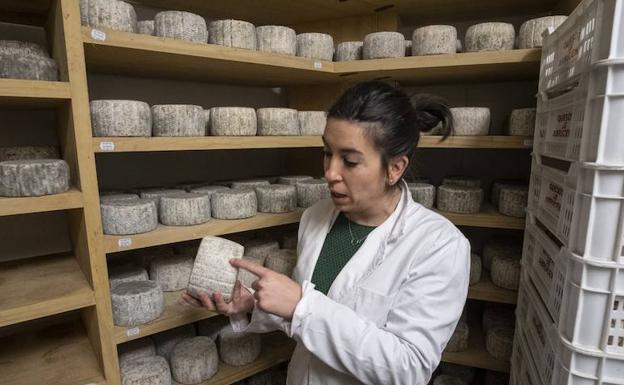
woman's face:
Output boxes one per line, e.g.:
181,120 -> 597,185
322,118 -> 390,214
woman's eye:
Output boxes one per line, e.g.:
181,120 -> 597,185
344,159 -> 358,168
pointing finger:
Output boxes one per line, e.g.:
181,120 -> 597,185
230,258 -> 271,277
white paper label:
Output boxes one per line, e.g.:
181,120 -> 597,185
118,238 -> 132,248
90,29 -> 107,41
313,61 -> 322,70
523,139 -> 534,147
126,327 -> 140,337
99,141 -> 115,152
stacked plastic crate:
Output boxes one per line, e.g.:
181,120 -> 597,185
511,0 -> 624,384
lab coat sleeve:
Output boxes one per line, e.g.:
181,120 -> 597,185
289,232 -> 470,385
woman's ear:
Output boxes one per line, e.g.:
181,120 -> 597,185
387,155 -> 409,186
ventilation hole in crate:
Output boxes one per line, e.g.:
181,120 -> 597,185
621,320 -> 624,328
619,337 -> 624,347
607,296 -> 624,353
612,319 -> 617,328
608,335 -> 614,345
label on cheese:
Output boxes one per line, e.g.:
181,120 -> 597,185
127,327 -> 140,337
100,141 -> 115,152
118,238 -> 133,248
90,29 -> 107,41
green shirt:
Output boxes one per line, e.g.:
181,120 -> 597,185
311,213 -> 377,295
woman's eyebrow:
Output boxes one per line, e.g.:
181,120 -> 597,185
321,136 -> 363,155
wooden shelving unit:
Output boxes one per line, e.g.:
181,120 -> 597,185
0,188 -> 84,217
0,78 -> 71,106
468,272 -> 517,305
435,206 -> 525,230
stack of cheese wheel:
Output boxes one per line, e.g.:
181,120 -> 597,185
518,16 -> 567,48
363,32 -> 405,59
117,337 -> 156,367
482,238 -> 522,271
209,19 -> 256,50
298,111 -> 327,135
153,324 -> 196,360
411,25 -> 457,55
100,199 -> 158,235
508,108 -> 536,136
437,185 -> 483,214
151,104 -> 205,137
256,25 -> 296,55
211,188 -> 257,219
120,356 -> 170,385
451,107 -> 490,136
80,0 -> 137,32
335,41 -> 363,61
257,108 -> 300,135
209,107 -> 257,136
0,40 -> 59,81
154,10 -> 207,43
218,325 -> 262,366
296,33 -> 334,61
407,182 -> 436,208
498,185 -> 528,217
111,280 -> 164,326
491,252 -> 521,290
159,192 -> 211,226
108,265 -> 148,289
465,22 -> 515,52
485,325 -> 514,361
0,159 -> 70,197
90,100 -> 152,137
255,184 -> 297,213
170,336 -> 219,384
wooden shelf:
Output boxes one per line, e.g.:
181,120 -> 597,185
115,290 -> 217,344
0,188 -> 84,217
82,27 -> 335,86
0,254 -> 95,328
172,332 -> 294,385
468,271 -> 517,305
0,317 -> 106,385
103,210 -> 303,253
442,317 -> 510,373
435,205 -> 526,230
0,78 -> 71,107
333,49 -> 542,85
92,135 -> 531,153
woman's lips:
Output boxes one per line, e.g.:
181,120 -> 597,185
331,191 -> 347,199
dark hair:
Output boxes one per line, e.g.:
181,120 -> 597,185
327,81 -> 453,173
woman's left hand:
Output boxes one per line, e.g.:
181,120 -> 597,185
230,258 -> 302,320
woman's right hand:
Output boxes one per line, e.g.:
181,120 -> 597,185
182,280 -> 255,316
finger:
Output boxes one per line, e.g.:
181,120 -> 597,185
213,291 -> 231,314
251,279 -> 261,291
232,280 -> 242,299
196,291 -> 216,311
181,292 -> 202,307
230,258 -> 271,277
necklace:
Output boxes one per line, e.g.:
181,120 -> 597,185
347,217 -> 369,245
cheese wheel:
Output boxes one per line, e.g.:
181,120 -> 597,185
498,185 -> 528,218
231,179 -> 271,189
518,16 -> 567,49
208,107 -> 257,136
438,363 -> 476,384
508,108 -> 536,136
296,179 -> 330,208
298,111 -> 326,135
211,188 -> 257,219
187,236 -> 244,301
109,265 -> 148,289
0,159 -> 69,197
281,232 -> 298,250
243,238 -> 280,259
486,326 -> 514,361
491,254 -> 521,290
139,188 -> 185,205
483,239 -> 522,271
265,249 -> 296,276
407,182 -> 436,208
296,33 -> 334,61
90,100 -> 152,137
137,20 -> 154,35
255,184 -> 297,213
257,108 -> 300,136
149,254 -> 193,291
334,41 -> 363,61
482,305 -> 516,335
101,199 -> 158,235
465,22 -> 515,52
111,280 -> 164,326
470,253 -> 482,286
411,25 -> 457,55
153,324 -> 196,360
445,320 -> 469,352
451,107 -> 490,135
100,193 -> 140,203
79,0 -> 137,33
120,355 -> 170,385
171,336 -> 219,384
433,374 -> 467,385
437,185 -> 483,214
197,316 -> 229,340
0,40 -> 49,57
442,176 -> 481,188
485,370 -> 509,385
209,19 -> 256,50
363,32 -> 405,59
278,175 -> 313,185
237,253 -> 265,288
159,192 -> 211,226
218,325 -> 262,366
256,25 -> 296,56
118,337 -> 156,367
152,104 -> 205,137
0,53 -> 58,81
154,11 -> 207,43
490,180 -> 522,208
190,185 -> 229,197
0,146 -> 59,162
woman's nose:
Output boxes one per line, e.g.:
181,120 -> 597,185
324,158 -> 341,183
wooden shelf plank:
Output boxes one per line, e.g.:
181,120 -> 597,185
333,49 -> 542,85
92,135 -> 532,153
468,271 -> 517,305
0,318 -> 106,385
0,78 -> 71,107
82,27 -> 335,86
0,254 -> 95,328
0,188 -> 84,217
172,332 -> 294,385
115,290 -> 218,344
442,315 -> 510,373
103,210 -> 303,253
435,205 -> 525,230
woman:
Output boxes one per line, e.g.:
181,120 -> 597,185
184,81 -> 470,385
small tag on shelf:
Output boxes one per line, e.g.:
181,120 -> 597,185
118,238 -> 132,248
99,141 -> 115,152
126,327 -> 140,337
90,29 -> 107,41
313,61 -> 322,70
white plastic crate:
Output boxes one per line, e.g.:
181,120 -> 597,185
522,212 -> 568,323
539,0 -> 624,93
510,326 -> 543,385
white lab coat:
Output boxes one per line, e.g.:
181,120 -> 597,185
231,180 -> 471,385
